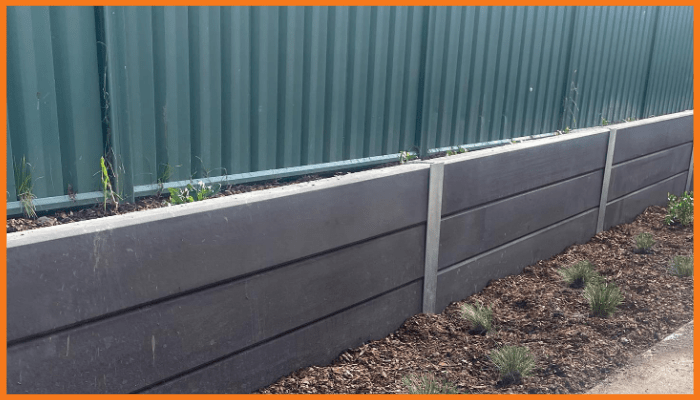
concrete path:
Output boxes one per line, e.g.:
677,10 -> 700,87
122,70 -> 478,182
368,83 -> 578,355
587,320 -> 694,394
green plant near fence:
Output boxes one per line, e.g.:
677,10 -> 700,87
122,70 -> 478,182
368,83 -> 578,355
167,181 -> 220,205
13,156 -> 37,219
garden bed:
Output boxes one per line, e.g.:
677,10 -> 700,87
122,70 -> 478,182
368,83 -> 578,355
259,205 -> 693,394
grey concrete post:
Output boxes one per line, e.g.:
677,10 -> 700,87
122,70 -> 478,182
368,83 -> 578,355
596,129 -> 617,233
422,162 -> 444,314
684,147 -> 693,193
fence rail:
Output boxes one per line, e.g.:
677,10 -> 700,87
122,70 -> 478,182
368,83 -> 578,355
6,6 -> 693,215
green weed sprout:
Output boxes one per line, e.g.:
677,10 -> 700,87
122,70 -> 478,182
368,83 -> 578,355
669,255 -> 693,277
13,155 -> 37,218
399,151 -> 418,164
583,281 -> 624,317
168,181 -> 220,205
100,156 -> 120,211
601,117 -> 609,126
401,373 -> 460,394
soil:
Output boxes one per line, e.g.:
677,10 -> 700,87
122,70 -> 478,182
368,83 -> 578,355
4,144 -> 532,234
7,162 -> 404,233
258,206 -> 694,394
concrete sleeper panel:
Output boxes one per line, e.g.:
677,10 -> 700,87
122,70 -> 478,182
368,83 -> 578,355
603,172 -> 688,231
6,164 -> 430,342
144,281 -> 423,394
607,142 -> 693,201
441,129 -> 609,215
436,208 -> 598,312
7,225 -> 425,394
438,170 -> 603,269
611,111 -> 693,164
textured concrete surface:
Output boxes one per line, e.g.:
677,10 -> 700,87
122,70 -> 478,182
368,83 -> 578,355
588,320 -> 694,394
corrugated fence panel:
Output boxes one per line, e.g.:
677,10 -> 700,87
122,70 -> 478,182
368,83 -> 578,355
189,7 -> 223,178
418,6 -> 578,154
643,6 -> 694,118
6,6 -> 694,212
104,6 -> 427,191
7,6 -> 103,199
7,114 -> 16,202
563,6 -> 659,129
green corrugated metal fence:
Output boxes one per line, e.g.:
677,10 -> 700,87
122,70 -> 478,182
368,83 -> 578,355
6,6 -> 694,215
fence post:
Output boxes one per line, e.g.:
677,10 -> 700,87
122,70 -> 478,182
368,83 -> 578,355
596,129 -> 617,233
422,161 -> 444,314
684,147 -> 694,193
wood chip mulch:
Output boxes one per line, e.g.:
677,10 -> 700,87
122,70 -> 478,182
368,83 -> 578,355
259,206 -> 694,394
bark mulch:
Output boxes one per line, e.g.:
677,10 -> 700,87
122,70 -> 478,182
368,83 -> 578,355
259,205 -> 694,394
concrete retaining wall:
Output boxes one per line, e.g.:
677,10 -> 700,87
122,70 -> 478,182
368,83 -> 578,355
6,110 -> 693,393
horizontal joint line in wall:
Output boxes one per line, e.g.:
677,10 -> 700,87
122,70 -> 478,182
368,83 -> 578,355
131,277 -> 423,394
7,221 -> 426,348
605,170 -> 690,206
440,168 -> 604,221
610,140 -> 694,168
437,206 -> 599,276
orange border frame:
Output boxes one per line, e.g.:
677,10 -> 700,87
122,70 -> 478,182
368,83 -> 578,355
0,3 -> 696,399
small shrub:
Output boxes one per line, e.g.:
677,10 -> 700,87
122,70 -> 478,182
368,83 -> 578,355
669,255 -> 693,277
665,192 -> 693,226
489,345 -> 536,385
460,302 -> 493,335
583,281 -> 624,317
558,260 -> 603,289
401,373 -> 460,394
634,232 -> 655,253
